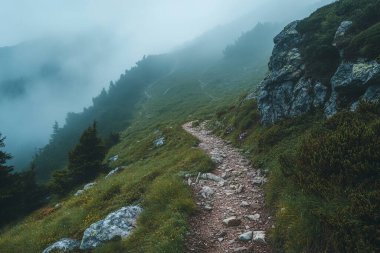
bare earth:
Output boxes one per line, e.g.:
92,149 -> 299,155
183,122 -> 273,253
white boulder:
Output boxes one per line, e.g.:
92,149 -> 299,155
80,206 -> 142,250
42,238 -> 80,253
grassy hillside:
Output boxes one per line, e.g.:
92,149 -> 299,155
33,54 -> 176,181
208,2 -> 380,251
209,97 -> 380,253
0,124 -> 213,253
0,21 -> 277,252
4,1 -> 379,251
33,22 -> 278,182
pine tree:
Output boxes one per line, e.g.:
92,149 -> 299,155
0,134 -> 13,186
0,134 -> 15,226
51,121 -> 60,141
0,134 -> 44,227
68,122 -> 106,184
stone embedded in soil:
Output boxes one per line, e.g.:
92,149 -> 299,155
240,201 -> 250,207
200,173 -> 224,182
182,122 -> 272,253
246,214 -> 260,221
211,154 -> 224,164
218,230 -> 227,237
252,231 -> 266,243
233,246 -> 252,252
221,172 -> 229,179
236,185 -> 245,193
200,186 -> 215,199
252,177 -> 267,185
223,216 -> 241,227
203,204 -> 213,211
238,231 -> 253,241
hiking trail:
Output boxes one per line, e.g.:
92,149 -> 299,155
183,122 -> 273,253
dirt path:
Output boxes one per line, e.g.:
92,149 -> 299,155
183,122 -> 273,253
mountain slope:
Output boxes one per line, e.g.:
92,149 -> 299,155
208,1 -> 380,252
2,1 -> 377,253
0,21 -> 280,252
33,22 -> 281,182
0,35 -> 127,170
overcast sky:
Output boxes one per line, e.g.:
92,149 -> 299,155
0,0 -> 330,65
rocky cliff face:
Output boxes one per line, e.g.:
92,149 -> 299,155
256,20 -> 380,124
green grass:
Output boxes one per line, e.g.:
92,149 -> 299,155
346,22 -> 380,60
0,23 -> 269,252
209,98 -> 380,253
0,125 -> 213,253
0,60 -> 262,252
296,0 -> 380,82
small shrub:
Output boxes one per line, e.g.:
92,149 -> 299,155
346,22 -> 380,60
296,0 -> 380,81
100,184 -> 121,201
258,124 -> 285,149
275,104 -> 380,253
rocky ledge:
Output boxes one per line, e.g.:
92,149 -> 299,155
254,20 -> 380,124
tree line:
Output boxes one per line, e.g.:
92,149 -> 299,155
0,122 -> 107,228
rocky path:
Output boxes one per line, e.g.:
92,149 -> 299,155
183,122 -> 273,253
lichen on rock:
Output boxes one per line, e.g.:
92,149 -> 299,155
42,238 -> 80,253
80,206 -> 142,250
256,20 -> 380,124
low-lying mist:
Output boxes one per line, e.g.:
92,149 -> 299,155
0,32 -> 133,169
0,0 -> 333,170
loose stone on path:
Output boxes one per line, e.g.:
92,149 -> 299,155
183,121 -> 273,253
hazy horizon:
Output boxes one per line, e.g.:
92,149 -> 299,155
0,0 -> 333,169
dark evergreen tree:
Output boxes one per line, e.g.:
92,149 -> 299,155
68,122 -> 106,184
51,121 -> 60,140
33,54 -> 174,182
0,134 -> 44,227
49,168 -> 72,195
49,122 -> 106,195
0,134 -> 13,186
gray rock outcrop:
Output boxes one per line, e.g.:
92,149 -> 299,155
255,20 -> 380,124
109,155 -> 119,162
333,20 -> 353,49
74,182 -> 96,196
42,238 -> 80,253
80,206 -> 142,250
105,167 -> 125,179
153,137 -> 165,147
